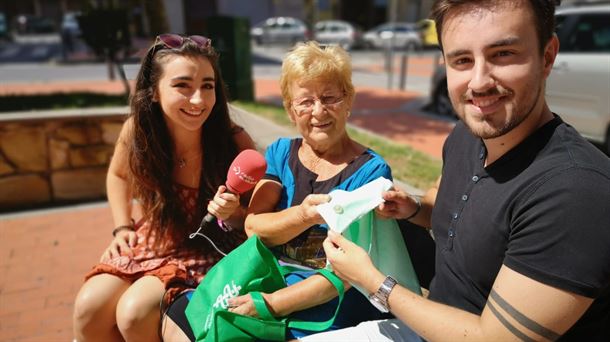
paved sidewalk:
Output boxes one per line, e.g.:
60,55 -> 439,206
0,204 -> 113,342
0,74 -> 453,341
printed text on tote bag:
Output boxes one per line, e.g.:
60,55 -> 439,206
204,280 -> 243,330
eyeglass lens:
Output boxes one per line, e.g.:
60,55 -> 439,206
157,33 -> 184,48
293,94 -> 343,116
189,35 -> 211,47
295,95 -> 342,107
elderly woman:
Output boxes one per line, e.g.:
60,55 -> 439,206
235,41 -> 393,337
162,42 -> 393,341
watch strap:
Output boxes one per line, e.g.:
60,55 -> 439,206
369,275 -> 397,312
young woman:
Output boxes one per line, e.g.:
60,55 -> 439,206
72,34 -> 254,342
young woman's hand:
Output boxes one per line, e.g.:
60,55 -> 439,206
207,185 -> 241,221
101,229 -> 137,261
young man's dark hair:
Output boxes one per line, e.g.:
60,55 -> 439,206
431,0 -> 560,53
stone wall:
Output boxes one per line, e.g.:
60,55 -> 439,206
0,107 -> 129,212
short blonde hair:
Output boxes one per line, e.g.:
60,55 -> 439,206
280,41 -> 355,112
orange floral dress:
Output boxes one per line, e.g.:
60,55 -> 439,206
86,183 -> 247,303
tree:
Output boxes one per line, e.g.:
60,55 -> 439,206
77,8 -> 131,96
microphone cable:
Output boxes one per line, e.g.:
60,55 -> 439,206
189,222 -> 228,256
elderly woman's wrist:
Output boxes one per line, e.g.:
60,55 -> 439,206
261,292 -> 282,317
296,206 -> 315,226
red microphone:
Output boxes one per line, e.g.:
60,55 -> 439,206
201,149 -> 267,224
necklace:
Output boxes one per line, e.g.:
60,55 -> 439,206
177,152 -> 202,169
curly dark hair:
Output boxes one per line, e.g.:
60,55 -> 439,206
431,0 -> 561,54
127,37 -> 239,247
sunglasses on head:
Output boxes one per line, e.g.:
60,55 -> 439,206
155,33 -> 212,49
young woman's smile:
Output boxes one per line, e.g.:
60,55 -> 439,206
155,55 -> 216,134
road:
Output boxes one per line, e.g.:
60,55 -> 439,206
0,33 -> 72,63
250,45 -> 438,96
0,37 -> 437,98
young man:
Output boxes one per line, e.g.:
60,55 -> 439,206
304,0 -> 610,340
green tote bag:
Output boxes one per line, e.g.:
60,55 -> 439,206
343,211 -> 422,296
316,177 -> 422,297
184,235 -> 345,342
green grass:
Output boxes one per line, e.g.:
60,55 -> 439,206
232,100 -> 441,190
233,100 -> 294,126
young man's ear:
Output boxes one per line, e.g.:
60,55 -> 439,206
543,34 -> 560,78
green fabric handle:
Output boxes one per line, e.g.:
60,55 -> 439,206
278,264 -> 310,277
286,268 -> 345,332
252,268 -> 346,332
250,291 -> 275,321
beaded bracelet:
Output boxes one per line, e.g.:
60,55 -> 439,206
112,219 -> 136,237
217,219 -> 234,232
404,195 -> 422,221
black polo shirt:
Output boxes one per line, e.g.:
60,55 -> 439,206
429,116 -> 610,339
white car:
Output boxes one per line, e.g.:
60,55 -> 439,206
546,4 -> 610,152
314,20 -> 362,50
428,3 -> 610,153
363,22 -> 421,50
251,17 -> 309,45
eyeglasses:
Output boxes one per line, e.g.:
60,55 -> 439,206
292,93 -> 345,116
155,33 -> 212,50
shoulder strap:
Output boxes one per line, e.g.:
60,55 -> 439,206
249,291 -> 275,321
251,269 -> 345,332
286,268 -> 346,332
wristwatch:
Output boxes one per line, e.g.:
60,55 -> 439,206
368,275 -> 397,313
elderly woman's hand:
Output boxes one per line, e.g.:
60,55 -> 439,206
207,185 -> 241,221
227,293 -> 259,317
227,293 -> 275,318
299,194 -> 331,226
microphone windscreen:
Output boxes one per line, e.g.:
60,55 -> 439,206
225,149 -> 267,194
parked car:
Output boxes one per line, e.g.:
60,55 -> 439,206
0,12 -> 8,39
427,3 -> 610,152
314,20 -> 363,50
13,14 -> 55,34
547,4 -> 610,152
362,22 -> 422,50
251,16 -> 309,45
417,19 -> 438,48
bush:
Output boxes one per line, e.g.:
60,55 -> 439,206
0,93 -> 128,112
